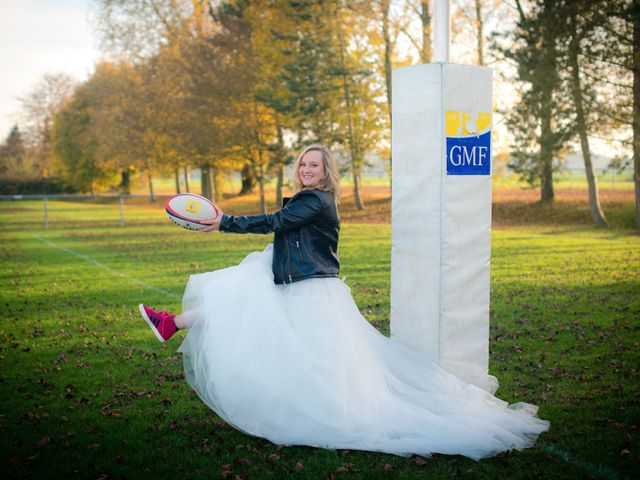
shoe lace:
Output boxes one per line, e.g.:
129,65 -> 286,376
150,310 -> 169,322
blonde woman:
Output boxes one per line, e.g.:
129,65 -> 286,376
139,144 -> 548,460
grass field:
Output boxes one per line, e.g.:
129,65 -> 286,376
0,191 -> 638,479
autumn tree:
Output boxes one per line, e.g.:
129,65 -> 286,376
331,0 -> 387,210
52,85 -> 104,193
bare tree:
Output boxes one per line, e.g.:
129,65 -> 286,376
19,73 -> 76,178
92,0 -> 192,63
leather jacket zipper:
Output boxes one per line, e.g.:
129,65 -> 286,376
284,231 -> 292,283
296,240 -> 304,262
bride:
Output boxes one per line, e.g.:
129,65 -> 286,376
138,144 -> 549,460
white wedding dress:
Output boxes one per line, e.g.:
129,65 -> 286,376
177,244 -> 549,460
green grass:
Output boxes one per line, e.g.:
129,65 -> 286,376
0,200 -> 638,479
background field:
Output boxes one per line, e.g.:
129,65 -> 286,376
0,187 -> 638,479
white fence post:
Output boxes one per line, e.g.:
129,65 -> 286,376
120,195 -> 125,227
44,197 -> 48,230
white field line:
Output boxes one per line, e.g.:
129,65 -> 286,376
31,233 -> 181,301
539,444 -> 621,480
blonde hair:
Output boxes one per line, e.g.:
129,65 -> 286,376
292,144 -> 341,205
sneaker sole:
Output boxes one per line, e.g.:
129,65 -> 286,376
138,304 -> 166,343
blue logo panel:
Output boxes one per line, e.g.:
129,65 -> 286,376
446,131 -> 491,176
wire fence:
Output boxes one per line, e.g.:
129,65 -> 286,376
0,194 -> 173,230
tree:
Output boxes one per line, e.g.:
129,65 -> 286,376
52,88 -> 104,193
0,126 -> 27,178
504,0 -> 573,202
83,62 -> 142,194
210,0 -> 280,209
598,0 -> 640,230
451,0 -> 509,66
331,0 -> 386,210
419,0 -> 432,63
19,73 -> 76,179
565,1 -> 608,227
93,0 -> 191,63
398,0 -> 432,63
355,0 -> 407,187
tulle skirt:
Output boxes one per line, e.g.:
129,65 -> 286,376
177,244 -> 549,460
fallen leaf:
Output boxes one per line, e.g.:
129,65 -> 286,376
413,455 -> 428,466
36,436 -> 50,447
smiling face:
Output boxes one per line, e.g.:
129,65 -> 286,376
298,150 -> 325,189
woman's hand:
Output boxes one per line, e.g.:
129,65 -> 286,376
200,215 -> 223,233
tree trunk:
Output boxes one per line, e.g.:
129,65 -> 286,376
353,170 -> 364,210
258,163 -> 265,214
334,1 -> 364,210
568,8 -> 608,227
213,168 -> 223,204
209,165 -> 218,202
475,0 -> 484,66
420,1 -> 432,63
201,164 -> 212,200
633,0 -> 640,231
174,167 -> 181,194
183,165 -> 190,193
276,164 -> 284,207
148,171 -> 155,202
539,114 -> 555,202
539,0 -> 556,203
120,169 -> 131,195
275,117 -> 285,207
239,163 -> 255,195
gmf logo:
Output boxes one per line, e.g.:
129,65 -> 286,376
445,111 -> 491,176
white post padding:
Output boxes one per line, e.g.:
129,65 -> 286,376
391,63 -> 497,393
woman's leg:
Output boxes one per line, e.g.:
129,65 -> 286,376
174,309 -> 202,329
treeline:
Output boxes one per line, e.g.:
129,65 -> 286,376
4,0 -> 399,211
0,0 -> 638,228
504,0 -> 638,228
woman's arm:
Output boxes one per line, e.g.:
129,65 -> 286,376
202,190 -> 324,234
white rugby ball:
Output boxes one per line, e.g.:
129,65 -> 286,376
165,193 -> 221,231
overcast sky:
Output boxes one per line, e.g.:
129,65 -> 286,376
0,0 -> 100,139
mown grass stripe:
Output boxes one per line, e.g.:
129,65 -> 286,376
31,233 -> 182,301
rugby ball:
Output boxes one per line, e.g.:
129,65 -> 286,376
165,193 -> 221,231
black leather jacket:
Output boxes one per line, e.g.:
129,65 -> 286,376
219,189 -> 340,284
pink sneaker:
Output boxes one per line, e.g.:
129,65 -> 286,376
138,304 -> 178,343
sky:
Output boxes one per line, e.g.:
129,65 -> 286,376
0,0 -> 100,139
0,0 -> 620,161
